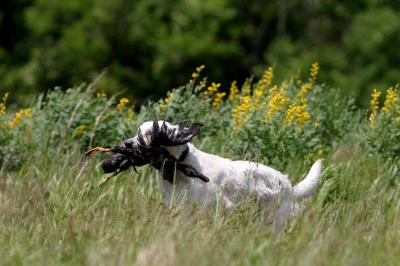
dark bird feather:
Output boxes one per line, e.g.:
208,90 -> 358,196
138,120 -> 201,147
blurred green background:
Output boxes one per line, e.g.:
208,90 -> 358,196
1,0 -> 399,107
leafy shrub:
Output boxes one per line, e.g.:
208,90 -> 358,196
0,85 -> 136,169
227,69 -> 356,169
362,87 -> 400,160
145,64 -> 356,169
0,63 -> 380,173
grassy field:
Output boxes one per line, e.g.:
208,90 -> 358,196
1,144 -> 399,265
1,67 -> 399,265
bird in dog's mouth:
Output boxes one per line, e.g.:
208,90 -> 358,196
86,121 -> 209,186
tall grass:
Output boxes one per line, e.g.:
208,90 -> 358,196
0,66 -> 399,265
1,146 -> 399,265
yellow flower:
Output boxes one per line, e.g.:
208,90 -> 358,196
127,108 -> 134,119
212,92 -> 226,109
281,80 -> 313,125
369,112 -> 377,125
370,89 -> 381,110
369,89 -> 381,124
253,88 -> 264,100
74,124 -> 88,139
242,82 -> 252,96
204,82 -> 220,98
8,108 -> 32,128
253,67 -> 273,100
296,82 -> 312,100
264,85 -> 289,121
0,103 -> 5,116
160,91 -> 173,111
258,67 -> 273,89
310,62 -> 319,82
281,81 -> 289,92
232,96 -> 252,129
382,87 -> 398,112
0,92 -> 10,116
199,78 -> 207,90
191,65 -> 205,79
116,98 -> 130,109
284,104 -> 310,125
96,91 -> 107,97
25,108 -> 32,117
229,81 -> 239,101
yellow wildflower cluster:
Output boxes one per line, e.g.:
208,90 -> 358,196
0,92 -> 9,116
96,91 -> 107,97
128,109 -> 135,119
242,82 -> 252,96
253,87 -> 264,100
74,124 -> 88,139
265,85 -> 289,121
253,67 -> 273,100
212,92 -> 226,109
284,104 -> 310,125
199,78 -> 207,90
232,96 -> 252,129
258,67 -> 273,88
8,108 -> 32,128
117,98 -> 130,109
296,82 -> 313,100
160,91 -> 173,111
368,87 -> 399,124
284,80 -> 313,125
191,65 -> 205,79
382,87 -> 398,112
370,89 -> 381,109
229,81 -> 239,101
310,62 -> 319,82
369,89 -> 381,124
204,82 -> 221,98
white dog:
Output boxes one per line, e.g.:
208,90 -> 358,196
135,120 -> 322,224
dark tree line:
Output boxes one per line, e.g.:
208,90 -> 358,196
1,0 -> 399,107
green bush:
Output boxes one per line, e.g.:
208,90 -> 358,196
141,65 -> 356,169
0,85 -> 136,169
1,64 -> 398,172
361,87 -> 400,160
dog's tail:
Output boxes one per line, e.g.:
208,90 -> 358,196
292,159 -> 322,199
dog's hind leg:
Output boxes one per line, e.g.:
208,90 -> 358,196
274,187 -> 298,230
